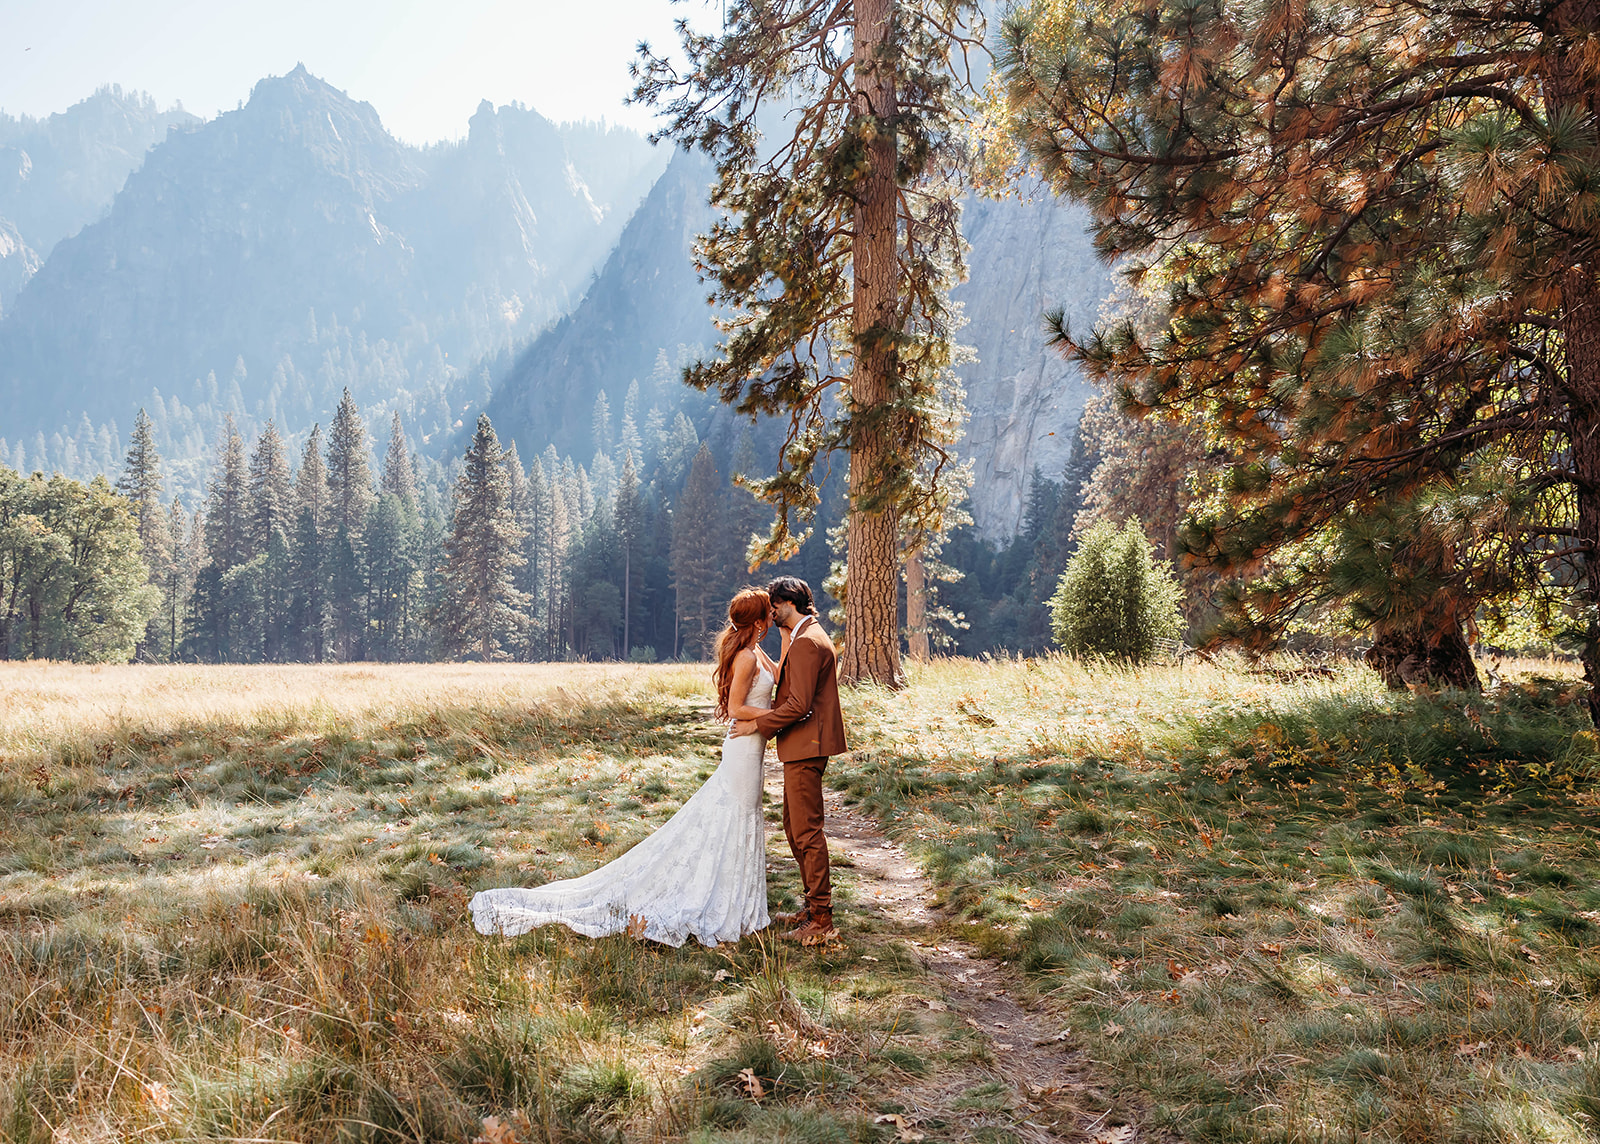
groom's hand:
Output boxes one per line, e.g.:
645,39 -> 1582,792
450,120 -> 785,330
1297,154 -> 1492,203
732,719 -> 759,737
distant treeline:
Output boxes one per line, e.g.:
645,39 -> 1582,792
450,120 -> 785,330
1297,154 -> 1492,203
0,387 -> 1098,665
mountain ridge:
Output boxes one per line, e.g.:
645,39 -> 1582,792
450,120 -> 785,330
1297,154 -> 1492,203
0,67 -> 667,498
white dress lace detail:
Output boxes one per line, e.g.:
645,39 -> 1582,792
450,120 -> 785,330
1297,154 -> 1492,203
470,663 -> 773,947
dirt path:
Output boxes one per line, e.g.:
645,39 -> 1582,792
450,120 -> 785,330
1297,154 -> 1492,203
763,768 -> 1125,1143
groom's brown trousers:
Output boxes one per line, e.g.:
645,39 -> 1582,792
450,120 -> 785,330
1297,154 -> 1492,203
782,756 -> 831,912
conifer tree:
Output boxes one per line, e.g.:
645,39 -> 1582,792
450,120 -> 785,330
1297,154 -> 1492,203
615,452 -> 646,658
366,493 -> 419,661
670,444 -> 727,657
995,0 -> 1600,700
326,388 -> 375,539
726,430 -> 769,578
287,505 -> 326,662
248,422 -> 294,660
636,0 -> 982,685
500,443 -> 535,659
518,457 -> 552,657
442,415 -> 528,660
592,390 -> 613,458
295,425 -> 329,534
159,499 -> 190,661
117,409 -> 173,659
618,380 -> 644,467
326,523 -> 364,661
287,425 -> 329,661
117,409 -> 171,571
542,446 -> 571,659
205,418 -> 250,571
1049,519 -> 1183,665
381,412 -> 417,510
658,414 -> 699,489
248,422 -> 294,557
186,419 -> 251,661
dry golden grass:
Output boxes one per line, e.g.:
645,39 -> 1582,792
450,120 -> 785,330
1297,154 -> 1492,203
6,653 -> 1597,1144
0,661 -> 1029,1144
0,661 -> 708,757
838,653 -> 1600,1142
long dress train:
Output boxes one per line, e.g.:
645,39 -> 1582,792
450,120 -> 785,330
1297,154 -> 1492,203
469,664 -> 773,947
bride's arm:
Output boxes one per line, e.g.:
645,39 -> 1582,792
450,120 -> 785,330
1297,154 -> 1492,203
727,650 -> 770,721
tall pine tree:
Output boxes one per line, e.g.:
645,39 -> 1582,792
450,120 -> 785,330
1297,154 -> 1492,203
442,415 -> 528,660
381,411 -> 417,510
636,0 -> 981,686
670,444 -> 727,658
288,426 -> 329,661
117,409 -> 173,659
994,0 -> 1600,698
615,452 -> 646,658
325,393 -> 373,659
327,389 -> 376,538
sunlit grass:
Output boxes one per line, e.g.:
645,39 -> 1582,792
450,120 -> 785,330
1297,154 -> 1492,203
7,655 -> 1597,1142
0,663 -> 977,1144
837,653 -> 1600,1141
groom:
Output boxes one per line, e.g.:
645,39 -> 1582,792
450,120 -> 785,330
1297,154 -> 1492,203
732,576 -> 846,945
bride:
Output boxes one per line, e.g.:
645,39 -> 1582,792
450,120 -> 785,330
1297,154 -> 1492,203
470,588 -> 779,947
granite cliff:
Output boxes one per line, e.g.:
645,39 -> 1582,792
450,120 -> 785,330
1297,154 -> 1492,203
483,159 -> 1113,537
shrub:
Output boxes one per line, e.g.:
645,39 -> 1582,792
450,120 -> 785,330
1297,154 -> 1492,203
1048,519 -> 1183,663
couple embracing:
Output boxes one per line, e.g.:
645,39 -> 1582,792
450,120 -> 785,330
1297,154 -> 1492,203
470,576 -> 846,948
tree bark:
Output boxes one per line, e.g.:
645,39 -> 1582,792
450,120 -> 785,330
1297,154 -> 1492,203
905,545 -> 930,663
1545,1 -> 1600,722
840,0 -> 906,689
1365,625 -> 1480,693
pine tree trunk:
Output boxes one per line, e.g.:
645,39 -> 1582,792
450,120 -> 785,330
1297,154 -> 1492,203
1365,625 -> 1480,693
1557,266 -> 1600,723
1546,3 -> 1600,723
905,545 -> 930,663
840,0 -> 905,689
623,544 -> 631,658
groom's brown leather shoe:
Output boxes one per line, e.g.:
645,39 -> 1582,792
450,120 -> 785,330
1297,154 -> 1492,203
785,911 -> 838,946
773,906 -> 810,928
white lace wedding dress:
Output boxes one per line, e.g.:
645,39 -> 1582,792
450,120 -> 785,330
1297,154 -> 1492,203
470,663 -> 773,947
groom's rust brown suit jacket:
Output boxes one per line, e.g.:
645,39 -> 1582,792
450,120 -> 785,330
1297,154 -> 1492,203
754,619 -> 846,761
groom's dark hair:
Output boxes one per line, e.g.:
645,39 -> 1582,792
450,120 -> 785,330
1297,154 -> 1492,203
766,576 -> 817,616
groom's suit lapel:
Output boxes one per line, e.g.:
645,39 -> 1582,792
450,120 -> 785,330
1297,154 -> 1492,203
777,616 -> 814,686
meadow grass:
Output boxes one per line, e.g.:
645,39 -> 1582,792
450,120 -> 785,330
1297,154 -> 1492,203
0,663 -> 976,1144
838,654 -> 1600,1142
6,656 -> 1600,1142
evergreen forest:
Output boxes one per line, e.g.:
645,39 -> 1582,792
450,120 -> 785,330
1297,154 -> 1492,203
0,383 -> 1096,665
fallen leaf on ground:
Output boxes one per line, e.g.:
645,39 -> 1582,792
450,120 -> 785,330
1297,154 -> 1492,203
473,1115 -> 526,1144
1103,1021 -> 1125,1037
924,999 -> 947,1011
713,969 -> 732,982
873,1114 -> 926,1142
1456,1040 -> 1490,1057
1091,1127 -> 1137,1144
737,1067 -> 764,1099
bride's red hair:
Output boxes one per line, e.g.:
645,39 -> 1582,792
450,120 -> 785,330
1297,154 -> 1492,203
712,588 -> 771,719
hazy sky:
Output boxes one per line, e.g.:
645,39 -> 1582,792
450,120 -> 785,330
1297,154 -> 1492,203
0,0 -> 718,142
